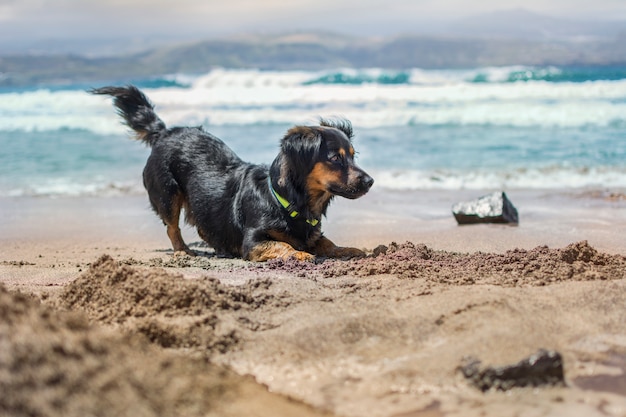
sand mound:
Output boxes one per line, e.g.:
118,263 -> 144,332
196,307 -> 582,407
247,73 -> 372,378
0,283 -> 326,417
60,255 -> 273,352
265,240 -> 626,286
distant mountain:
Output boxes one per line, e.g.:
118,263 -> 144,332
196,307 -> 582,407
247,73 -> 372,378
3,26 -> 626,88
2,8 -> 626,57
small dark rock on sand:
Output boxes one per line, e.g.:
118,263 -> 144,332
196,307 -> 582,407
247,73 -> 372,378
459,349 -> 565,391
452,191 -> 519,225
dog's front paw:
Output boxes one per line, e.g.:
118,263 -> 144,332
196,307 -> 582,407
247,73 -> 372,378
248,241 -> 315,262
332,246 -> 366,259
290,251 -> 316,262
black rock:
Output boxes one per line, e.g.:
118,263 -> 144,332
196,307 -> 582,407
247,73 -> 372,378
459,349 -> 566,392
452,191 -> 519,225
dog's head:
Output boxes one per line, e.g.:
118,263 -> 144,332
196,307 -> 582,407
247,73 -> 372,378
272,118 -> 374,217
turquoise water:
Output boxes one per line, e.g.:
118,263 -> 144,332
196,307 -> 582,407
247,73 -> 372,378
1,66 -> 625,196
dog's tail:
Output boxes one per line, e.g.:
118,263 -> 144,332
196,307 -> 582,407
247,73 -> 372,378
90,86 -> 166,146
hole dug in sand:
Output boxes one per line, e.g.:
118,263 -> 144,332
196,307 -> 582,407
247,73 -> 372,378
0,281 -> 330,417
59,254 -> 273,353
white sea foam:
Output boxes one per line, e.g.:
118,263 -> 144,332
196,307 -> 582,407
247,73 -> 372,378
371,166 -> 626,191
3,68 -> 626,133
4,178 -> 145,198
2,166 -> 623,198
0,89 -> 127,134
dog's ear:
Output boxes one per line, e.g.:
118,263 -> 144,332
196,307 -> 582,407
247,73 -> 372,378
280,126 -> 323,175
319,118 -> 353,140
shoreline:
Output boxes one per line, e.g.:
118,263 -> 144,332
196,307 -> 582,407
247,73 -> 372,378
2,186 -> 625,257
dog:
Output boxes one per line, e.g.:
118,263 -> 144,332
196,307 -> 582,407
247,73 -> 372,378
91,86 -> 373,261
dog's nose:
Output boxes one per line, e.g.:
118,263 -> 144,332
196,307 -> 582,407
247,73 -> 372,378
361,173 -> 374,189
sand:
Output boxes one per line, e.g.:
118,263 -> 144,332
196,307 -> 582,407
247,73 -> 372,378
1,188 -> 626,417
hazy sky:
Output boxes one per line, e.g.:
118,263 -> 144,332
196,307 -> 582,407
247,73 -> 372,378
2,0 -> 626,46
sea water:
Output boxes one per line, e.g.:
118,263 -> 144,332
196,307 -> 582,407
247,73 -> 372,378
0,66 -> 625,197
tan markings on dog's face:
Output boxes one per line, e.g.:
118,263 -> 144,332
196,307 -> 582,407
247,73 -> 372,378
306,162 -> 340,215
306,162 -> 341,193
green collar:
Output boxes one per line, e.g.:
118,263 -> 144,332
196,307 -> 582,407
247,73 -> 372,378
268,177 -> 320,227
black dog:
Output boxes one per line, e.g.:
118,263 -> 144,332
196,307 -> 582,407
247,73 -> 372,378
91,86 -> 373,261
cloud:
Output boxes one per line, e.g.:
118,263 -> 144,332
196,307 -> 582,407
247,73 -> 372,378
1,0 -> 626,45
1,0 -> 329,38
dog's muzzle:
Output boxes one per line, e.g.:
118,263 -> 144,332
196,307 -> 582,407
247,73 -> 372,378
336,169 -> 374,199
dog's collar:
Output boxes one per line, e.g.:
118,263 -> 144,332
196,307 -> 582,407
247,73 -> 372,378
268,177 -> 320,227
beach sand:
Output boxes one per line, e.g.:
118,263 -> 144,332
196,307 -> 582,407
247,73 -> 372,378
1,188 -> 625,417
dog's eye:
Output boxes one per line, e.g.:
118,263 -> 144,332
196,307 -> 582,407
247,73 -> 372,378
329,154 -> 343,164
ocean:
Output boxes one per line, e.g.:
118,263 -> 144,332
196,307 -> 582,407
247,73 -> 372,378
1,65 -> 625,197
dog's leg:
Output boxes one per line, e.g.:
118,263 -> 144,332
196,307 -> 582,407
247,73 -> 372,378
167,225 -> 194,256
163,192 -> 195,257
311,236 -> 365,259
247,241 -> 315,262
